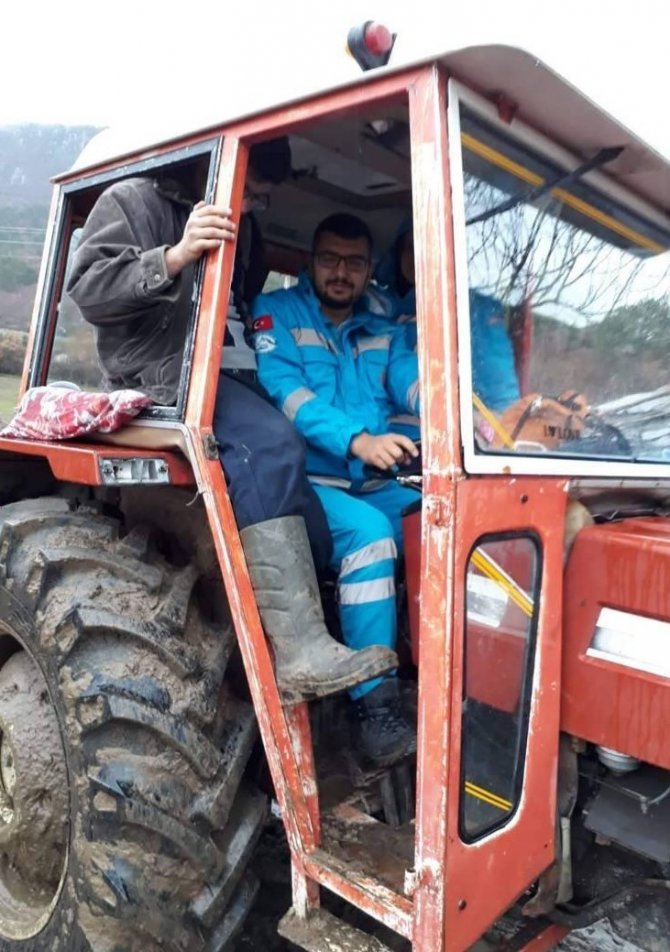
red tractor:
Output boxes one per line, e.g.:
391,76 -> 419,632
0,24 -> 667,952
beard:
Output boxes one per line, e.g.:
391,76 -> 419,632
315,278 -> 357,310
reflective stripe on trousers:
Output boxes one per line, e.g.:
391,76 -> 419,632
311,480 -> 417,699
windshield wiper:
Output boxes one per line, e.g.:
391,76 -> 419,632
466,146 -> 624,227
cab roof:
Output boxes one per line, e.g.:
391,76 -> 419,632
67,44 -> 670,220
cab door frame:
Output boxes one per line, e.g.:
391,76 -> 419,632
410,65 -> 567,951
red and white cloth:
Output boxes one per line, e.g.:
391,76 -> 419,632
0,387 -> 152,441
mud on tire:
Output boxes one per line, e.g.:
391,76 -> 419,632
0,497 -> 265,952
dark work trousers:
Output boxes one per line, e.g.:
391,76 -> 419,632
213,370 -> 333,572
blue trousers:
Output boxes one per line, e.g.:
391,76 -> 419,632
214,371 -> 332,571
312,481 -> 418,699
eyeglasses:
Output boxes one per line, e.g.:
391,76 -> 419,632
314,251 -> 370,274
243,187 -> 270,213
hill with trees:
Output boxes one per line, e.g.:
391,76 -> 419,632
530,297 -> 670,401
0,124 -> 98,330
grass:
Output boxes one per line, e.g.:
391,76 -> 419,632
0,374 -> 21,424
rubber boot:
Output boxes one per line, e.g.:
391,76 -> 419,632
240,516 -> 398,701
352,678 -> 417,768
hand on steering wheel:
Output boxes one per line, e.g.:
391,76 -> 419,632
363,440 -> 422,480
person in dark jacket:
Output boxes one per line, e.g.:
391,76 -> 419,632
66,139 -> 396,701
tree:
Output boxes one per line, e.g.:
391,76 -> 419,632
593,297 -> 670,357
463,174 -> 660,326
0,257 -> 38,293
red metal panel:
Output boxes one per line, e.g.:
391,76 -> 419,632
184,141 -> 322,864
181,134 -> 324,866
218,66 -> 425,144
406,63 -> 567,952
186,434 -> 319,859
409,64 -> 461,952
0,439 -> 193,486
302,850 -> 413,940
562,518 -> 670,769
185,135 -> 245,430
442,477 -> 566,952
517,924 -> 570,952
286,703 -> 321,916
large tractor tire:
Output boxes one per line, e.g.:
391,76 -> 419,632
0,497 -> 265,952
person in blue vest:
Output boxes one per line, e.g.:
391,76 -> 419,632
366,223 -> 421,439
367,220 -> 416,328
251,213 -> 419,767
368,222 -> 521,413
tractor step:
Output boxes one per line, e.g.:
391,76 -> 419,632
278,907 -> 394,952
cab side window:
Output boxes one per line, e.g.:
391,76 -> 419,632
32,141 -> 220,417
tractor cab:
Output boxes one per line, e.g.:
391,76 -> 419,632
0,26 -> 668,952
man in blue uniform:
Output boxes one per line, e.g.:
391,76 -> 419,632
67,145 -> 396,703
368,221 -> 520,413
251,213 -> 419,767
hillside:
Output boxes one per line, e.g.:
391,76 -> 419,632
0,124 -> 99,331
529,299 -> 670,402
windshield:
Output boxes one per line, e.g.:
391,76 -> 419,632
459,106 -> 670,464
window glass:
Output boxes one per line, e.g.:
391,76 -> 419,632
47,228 -> 101,390
262,270 -> 297,293
460,106 -> 670,464
460,534 -> 540,841
35,141 -> 219,415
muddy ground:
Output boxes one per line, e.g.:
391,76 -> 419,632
237,820 -> 649,952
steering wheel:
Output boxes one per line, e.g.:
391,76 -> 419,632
558,418 -> 633,457
363,440 -> 423,481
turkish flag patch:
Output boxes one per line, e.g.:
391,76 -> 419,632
253,314 -> 273,332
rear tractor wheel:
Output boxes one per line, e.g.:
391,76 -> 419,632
0,497 -> 264,952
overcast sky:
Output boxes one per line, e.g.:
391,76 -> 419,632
2,0 -> 669,157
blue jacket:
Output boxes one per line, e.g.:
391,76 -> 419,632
366,281 -> 520,412
252,273 -> 420,486
469,291 -> 520,412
